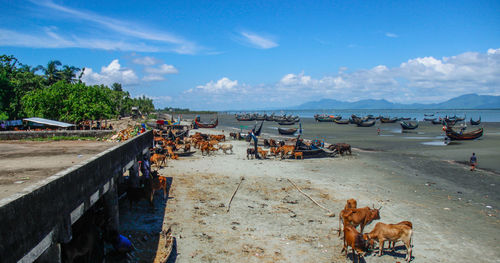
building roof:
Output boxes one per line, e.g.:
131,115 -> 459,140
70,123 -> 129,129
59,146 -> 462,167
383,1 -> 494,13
23,117 -> 74,128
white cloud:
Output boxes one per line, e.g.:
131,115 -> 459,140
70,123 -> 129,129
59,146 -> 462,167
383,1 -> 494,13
144,64 -> 178,75
385,32 -> 398,38
194,77 -> 239,93
3,0 -> 201,54
240,32 -> 278,49
142,75 -> 165,82
132,56 -> 161,66
81,59 -> 138,86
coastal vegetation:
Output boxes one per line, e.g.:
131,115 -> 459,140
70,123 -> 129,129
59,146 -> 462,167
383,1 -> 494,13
0,55 -> 154,122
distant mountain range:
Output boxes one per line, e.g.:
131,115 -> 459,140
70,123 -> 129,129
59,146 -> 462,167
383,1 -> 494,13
291,94 -> 500,110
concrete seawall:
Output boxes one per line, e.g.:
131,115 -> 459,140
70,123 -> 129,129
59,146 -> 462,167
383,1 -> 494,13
0,130 -> 113,140
0,130 -> 152,263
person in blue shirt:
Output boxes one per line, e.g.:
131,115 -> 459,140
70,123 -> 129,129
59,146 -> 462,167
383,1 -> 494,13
470,153 -> 477,171
249,129 -> 260,159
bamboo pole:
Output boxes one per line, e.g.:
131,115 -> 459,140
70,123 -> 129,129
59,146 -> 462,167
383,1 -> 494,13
287,178 -> 335,217
227,177 -> 245,212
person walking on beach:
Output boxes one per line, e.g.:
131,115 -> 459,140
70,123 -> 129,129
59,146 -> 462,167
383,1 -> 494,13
249,129 -> 260,159
377,127 -> 381,135
470,153 -> 477,171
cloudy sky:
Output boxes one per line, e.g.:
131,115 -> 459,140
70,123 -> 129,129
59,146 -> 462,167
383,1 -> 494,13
1,0 -> 499,110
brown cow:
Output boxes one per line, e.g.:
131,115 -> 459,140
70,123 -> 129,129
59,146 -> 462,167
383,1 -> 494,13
279,145 -> 295,159
388,221 -> 413,250
247,148 -> 256,159
258,149 -> 268,159
339,206 -> 381,236
341,224 -> 368,262
363,222 -> 413,262
151,170 -> 168,199
150,153 -> 166,168
293,151 -> 303,160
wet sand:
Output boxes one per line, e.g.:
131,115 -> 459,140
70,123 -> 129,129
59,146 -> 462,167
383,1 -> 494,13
153,118 -> 500,262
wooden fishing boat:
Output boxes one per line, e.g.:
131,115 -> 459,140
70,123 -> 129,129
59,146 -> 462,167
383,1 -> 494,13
400,121 -> 419,130
380,117 -> 398,123
278,128 -> 298,135
254,121 -> 264,136
334,119 -> 350,124
444,118 -> 457,126
278,121 -> 297,125
174,150 -> 196,157
446,127 -> 483,140
432,119 -> 443,125
293,148 -> 334,158
470,117 -> 481,125
236,116 -> 254,121
424,118 -> 436,121
194,117 -> 218,128
356,120 -> 376,127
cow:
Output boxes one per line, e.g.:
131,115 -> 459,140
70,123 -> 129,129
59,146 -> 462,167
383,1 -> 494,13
151,170 -> 168,199
330,143 -> 352,155
339,206 -> 381,236
388,221 -> 413,251
218,143 -> 234,154
362,222 -> 413,262
258,149 -> 268,159
229,132 -> 238,139
293,151 -> 303,160
150,153 -> 167,168
247,148 -> 256,159
279,145 -> 296,159
269,147 -> 280,157
341,224 -> 368,262
210,134 -> 226,142
183,143 -> 191,152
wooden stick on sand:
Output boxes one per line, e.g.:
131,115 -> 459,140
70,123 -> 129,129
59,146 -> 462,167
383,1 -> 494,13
287,178 -> 335,217
227,176 -> 245,212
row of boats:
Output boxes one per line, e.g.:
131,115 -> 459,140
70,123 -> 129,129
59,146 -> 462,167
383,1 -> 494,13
314,114 -> 416,127
235,113 -> 300,125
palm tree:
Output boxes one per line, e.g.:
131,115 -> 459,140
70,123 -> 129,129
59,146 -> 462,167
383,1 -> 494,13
61,65 -> 80,84
37,60 -> 62,85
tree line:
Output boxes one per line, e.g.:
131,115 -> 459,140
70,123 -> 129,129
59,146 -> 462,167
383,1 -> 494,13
0,55 -> 154,122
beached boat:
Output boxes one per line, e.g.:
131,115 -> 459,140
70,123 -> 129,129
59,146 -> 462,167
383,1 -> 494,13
432,119 -> 443,125
424,113 -> 435,117
174,150 -> 196,157
380,117 -> 398,123
278,120 -> 298,125
400,121 -> 419,130
194,117 -> 218,128
293,148 -> 334,158
356,120 -> 376,127
446,127 -> 483,140
444,118 -> 457,126
278,127 -> 298,135
424,118 -> 436,121
334,119 -> 350,124
470,117 -> 481,125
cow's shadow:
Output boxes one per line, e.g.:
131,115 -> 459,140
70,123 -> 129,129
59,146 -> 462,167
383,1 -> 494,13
346,252 -> 367,263
370,244 -> 413,261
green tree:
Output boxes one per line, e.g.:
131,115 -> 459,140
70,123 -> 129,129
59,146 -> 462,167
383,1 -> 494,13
38,60 -> 62,85
61,65 -> 80,84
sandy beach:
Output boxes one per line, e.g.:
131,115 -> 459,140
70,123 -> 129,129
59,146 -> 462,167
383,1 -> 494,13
131,115 -> 500,263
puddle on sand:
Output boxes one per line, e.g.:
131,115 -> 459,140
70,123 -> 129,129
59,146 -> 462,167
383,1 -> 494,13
389,129 -> 402,134
404,136 -> 436,140
379,134 -> 394,136
422,141 -> 447,146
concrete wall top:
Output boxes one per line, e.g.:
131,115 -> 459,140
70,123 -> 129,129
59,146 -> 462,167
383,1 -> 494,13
0,130 -> 152,263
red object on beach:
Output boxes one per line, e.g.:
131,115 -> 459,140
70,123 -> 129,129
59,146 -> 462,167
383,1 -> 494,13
156,120 -> 165,125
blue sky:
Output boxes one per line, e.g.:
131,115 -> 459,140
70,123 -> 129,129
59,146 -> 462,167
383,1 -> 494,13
1,0 -> 499,110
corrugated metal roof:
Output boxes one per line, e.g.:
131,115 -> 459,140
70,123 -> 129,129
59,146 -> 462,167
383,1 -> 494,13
23,117 -> 74,128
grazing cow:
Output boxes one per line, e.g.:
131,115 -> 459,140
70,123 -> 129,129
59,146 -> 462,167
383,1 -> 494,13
279,145 -> 296,159
341,225 -> 368,262
363,222 -> 413,262
151,171 -> 168,199
229,132 -> 237,139
269,147 -> 279,157
330,143 -> 352,155
247,148 -> 256,159
339,206 -> 381,236
184,143 -> 191,152
388,221 -> 413,250
150,153 -> 167,168
293,151 -> 303,160
210,134 -> 226,142
258,149 -> 268,159
200,142 -> 212,156
218,143 -> 233,154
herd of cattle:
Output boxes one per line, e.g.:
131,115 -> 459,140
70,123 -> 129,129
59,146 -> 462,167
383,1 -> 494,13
338,198 -> 413,262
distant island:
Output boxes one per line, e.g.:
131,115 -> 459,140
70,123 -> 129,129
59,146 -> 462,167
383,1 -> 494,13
290,94 -> 500,110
